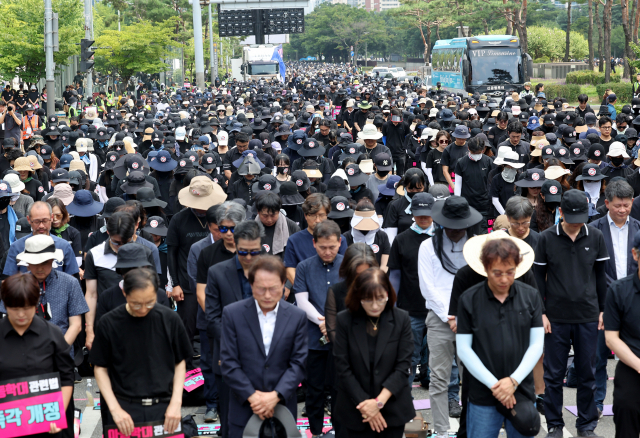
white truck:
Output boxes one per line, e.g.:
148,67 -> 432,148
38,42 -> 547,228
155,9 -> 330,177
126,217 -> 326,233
235,45 -> 281,82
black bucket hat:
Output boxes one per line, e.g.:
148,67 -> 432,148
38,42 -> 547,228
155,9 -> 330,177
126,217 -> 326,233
328,196 -> 354,219
114,243 -> 153,269
278,181 -> 305,205
143,215 -> 169,237
345,163 -> 369,186
290,170 -> 311,192
325,176 -> 352,199
137,186 -> 167,208
514,169 -> 546,188
430,195 -> 483,229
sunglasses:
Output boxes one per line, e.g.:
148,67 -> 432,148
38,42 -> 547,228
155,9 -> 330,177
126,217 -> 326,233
237,249 -> 261,256
439,140 -> 448,144
219,225 -> 235,234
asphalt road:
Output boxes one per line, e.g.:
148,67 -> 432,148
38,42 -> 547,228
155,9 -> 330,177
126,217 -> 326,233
74,359 -> 618,438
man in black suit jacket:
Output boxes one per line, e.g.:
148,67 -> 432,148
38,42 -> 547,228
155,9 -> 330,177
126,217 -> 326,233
588,179 -> 639,414
220,256 -> 307,438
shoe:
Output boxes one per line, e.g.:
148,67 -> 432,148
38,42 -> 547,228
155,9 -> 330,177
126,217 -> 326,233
74,370 -> 82,383
448,399 -> 461,417
536,394 -> 545,416
545,427 -> 564,438
301,406 -> 307,417
204,409 -> 218,423
324,398 -> 331,416
577,430 -> 604,437
597,408 -> 603,420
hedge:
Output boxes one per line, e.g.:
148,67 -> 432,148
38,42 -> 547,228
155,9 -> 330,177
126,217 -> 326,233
566,70 -> 621,85
542,84 -> 582,102
595,83 -> 634,103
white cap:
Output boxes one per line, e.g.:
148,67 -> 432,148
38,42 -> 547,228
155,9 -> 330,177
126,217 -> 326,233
217,130 -> 229,146
175,126 -> 186,141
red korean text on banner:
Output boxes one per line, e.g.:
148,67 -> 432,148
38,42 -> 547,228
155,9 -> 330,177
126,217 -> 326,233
0,372 -> 67,438
104,419 -> 185,438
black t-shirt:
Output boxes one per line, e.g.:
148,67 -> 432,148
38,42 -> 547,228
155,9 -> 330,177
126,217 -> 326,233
599,137 -> 616,155
604,273 -> 640,358
1,90 -> 13,103
457,281 -> 543,406
454,155 -> 494,216
425,149 -> 447,183
382,196 -> 414,235
388,228 -> 431,316
98,171 -> 117,199
511,229 -> 541,252
351,187 -> 375,203
95,284 -> 172,325
440,143 -> 468,172
89,304 -> 193,398
489,173 -> 516,217
22,178 -> 44,202
487,127 -> 508,147
166,208 -> 209,290
343,229 -> 390,266
196,239 -> 235,285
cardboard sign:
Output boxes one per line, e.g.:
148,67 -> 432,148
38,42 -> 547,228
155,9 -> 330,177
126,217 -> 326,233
105,420 -> 184,438
0,372 -> 67,438
183,368 -> 204,393
197,418 -> 333,436
332,106 -> 341,121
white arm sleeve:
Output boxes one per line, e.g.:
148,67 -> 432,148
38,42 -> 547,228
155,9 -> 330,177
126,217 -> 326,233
295,292 -> 324,325
425,167 -> 435,186
383,227 -> 398,246
454,175 -> 462,197
97,186 -> 109,204
511,327 -> 545,384
456,333 -> 499,389
492,197 -> 505,215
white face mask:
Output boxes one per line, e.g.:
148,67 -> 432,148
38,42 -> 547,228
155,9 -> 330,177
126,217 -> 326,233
583,181 -> 602,197
469,153 -> 483,161
502,167 -> 517,183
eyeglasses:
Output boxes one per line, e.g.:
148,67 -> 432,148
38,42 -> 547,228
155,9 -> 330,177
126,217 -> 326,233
601,126 -> 612,130
219,226 -> 235,234
237,249 -> 261,256
52,214 -> 63,221
490,270 -> 516,278
361,296 -> 389,306
509,221 -> 531,228
128,299 -> 156,310
253,286 -> 282,295
31,219 -> 51,226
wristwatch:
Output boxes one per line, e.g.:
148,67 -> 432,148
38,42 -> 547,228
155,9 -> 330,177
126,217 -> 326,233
375,398 -> 384,409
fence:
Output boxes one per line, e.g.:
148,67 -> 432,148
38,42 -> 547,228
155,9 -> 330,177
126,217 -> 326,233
530,62 -> 590,80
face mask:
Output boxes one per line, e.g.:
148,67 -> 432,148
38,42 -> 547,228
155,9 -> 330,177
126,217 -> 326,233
351,186 -> 362,193
406,191 -> 418,198
0,198 -> 11,210
583,181 -> 602,196
502,167 -> 517,183
469,153 -> 483,161
546,201 -> 560,211
377,169 -> 390,177
277,166 -> 288,175
611,156 -> 624,166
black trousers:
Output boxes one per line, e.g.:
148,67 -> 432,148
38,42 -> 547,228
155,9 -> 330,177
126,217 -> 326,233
216,373 -> 230,438
613,360 -> 640,438
306,349 -> 331,435
176,291 -> 198,341
102,397 -> 168,428
457,365 -> 470,438
346,425 -> 404,438
392,155 -> 406,176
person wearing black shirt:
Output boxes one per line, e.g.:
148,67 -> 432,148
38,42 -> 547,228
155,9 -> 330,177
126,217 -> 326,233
1,85 -> 14,105
352,101 -> 371,137
490,150 -> 523,218
254,192 -> 300,259
604,231 -> 640,437
91,268 -> 192,437
441,125 -> 470,191
496,121 -> 531,164
454,136 -> 495,229
425,131 -> 449,186
534,190 -> 609,437
487,112 -> 509,148
382,168 -> 426,244
382,109 -> 410,175
167,177 -> 224,344
359,124 -> 392,162
599,117 -> 616,154
456,237 -> 543,438
576,94 -> 595,120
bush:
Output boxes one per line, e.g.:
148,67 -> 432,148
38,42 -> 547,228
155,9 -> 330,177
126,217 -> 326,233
541,84 -> 582,102
595,83 -> 634,103
534,56 -> 550,63
566,70 -> 621,85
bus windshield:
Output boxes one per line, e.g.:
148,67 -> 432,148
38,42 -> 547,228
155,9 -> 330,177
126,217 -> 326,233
249,63 -> 278,75
468,48 -> 522,85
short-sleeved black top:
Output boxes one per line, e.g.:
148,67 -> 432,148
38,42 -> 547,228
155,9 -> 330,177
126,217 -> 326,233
604,273 -> 640,358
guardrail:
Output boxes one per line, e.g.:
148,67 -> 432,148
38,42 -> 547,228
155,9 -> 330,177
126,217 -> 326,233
531,62 -> 590,80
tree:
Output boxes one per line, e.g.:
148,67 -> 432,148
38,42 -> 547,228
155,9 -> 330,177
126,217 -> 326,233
621,0 -> 634,78
604,0 -> 612,80
393,0 -> 451,63
588,0 -> 595,68
94,20 -> 176,87
564,0 -> 572,61
0,0 -> 83,83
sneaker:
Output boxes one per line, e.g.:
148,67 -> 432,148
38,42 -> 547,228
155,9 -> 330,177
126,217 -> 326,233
324,398 -> 332,416
545,427 -> 564,438
536,394 -> 545,416
577,430 -> 604,437
74,370 -> 82,383
597,408 -> 603,420
448,399 -> 461,418
204,408 -> 218,423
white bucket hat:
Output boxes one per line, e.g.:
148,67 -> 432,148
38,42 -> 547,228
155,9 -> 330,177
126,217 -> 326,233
17,235 -> 64,265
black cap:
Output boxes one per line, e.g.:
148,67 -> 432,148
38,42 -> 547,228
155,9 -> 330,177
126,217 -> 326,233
100,197 -> 126,219
374,153 -> 393,171
561,189 -> 589,223
587,144 -> 605,161
541,180 -> 562,203
328,196 -> 354,219
410,193 -> 435,216
51,168 -> 70,183
143,216 -> 169,237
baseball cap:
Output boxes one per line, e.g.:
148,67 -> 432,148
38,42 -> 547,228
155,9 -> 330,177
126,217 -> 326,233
410,193 -> 435,216
374,153 -> 393,171
561,189 -> 589,223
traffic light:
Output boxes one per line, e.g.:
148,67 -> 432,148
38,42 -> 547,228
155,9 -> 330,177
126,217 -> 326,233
80,38 -> 95,72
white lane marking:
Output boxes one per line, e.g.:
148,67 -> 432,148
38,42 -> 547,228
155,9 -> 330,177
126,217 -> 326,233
540,413 -> 573,437
80,405 -> 101,438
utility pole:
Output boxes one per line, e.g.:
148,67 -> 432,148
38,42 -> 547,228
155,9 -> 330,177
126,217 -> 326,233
44,0 -> 56,116
84,0 -> 93,101
192,0 -> 206,90
208,3 -> 216,83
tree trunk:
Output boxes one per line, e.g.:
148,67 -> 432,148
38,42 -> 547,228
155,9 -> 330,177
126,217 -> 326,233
503,0 -> 513,35
519,0 -> 529,54
436,24 -> 441,40
588,0 -> 595,69
426,26 -> 432,64
483,18 -> 489,35
622,0 -> 633,78
596,1 -> 604,72
419,24 -> 429,64
604,0 -> 612,81
564,0 -> 571,62
633,0 -> 640,43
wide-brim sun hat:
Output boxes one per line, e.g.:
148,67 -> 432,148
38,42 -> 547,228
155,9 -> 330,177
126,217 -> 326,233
17,235 -> 64,265
178,175 -> 227,209
544,165 -> 570,180
430,195 -> 483,229
463,230 -> 535,278
66,190 -> 104,217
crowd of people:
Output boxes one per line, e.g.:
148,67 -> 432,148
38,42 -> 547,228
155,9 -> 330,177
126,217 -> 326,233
1,62 -> 640,438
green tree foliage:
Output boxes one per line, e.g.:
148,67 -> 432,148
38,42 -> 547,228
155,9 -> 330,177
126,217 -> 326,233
0,0 -> 84,83
526,26 -> 589,61
94,20 -> 176,86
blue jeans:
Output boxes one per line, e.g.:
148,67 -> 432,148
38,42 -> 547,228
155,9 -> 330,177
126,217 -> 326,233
199,329 -> 218,410
467,402 -> 533,438
409,315 -> 460,402
595,329 -> 609,411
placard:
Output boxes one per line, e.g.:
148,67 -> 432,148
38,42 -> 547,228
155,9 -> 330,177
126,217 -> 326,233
105,420 -> 184,438
184,368 -> 204,393
332,106 -> 341,121
0,372 -> 67,438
